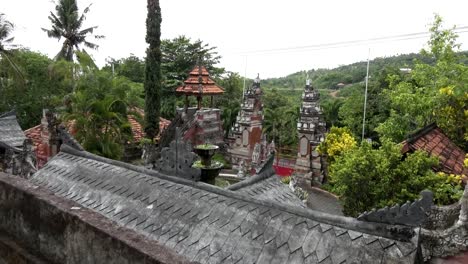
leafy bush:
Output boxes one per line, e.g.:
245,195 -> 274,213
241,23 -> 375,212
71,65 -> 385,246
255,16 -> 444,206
328,140 -> 463,217
317,126 -> 357,163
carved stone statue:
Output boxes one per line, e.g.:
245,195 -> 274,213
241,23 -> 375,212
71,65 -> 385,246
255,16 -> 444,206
18,139 -> 37,179
237,160 -> 246,178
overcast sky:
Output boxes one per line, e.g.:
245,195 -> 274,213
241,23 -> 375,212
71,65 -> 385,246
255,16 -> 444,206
3,0 -> 468,78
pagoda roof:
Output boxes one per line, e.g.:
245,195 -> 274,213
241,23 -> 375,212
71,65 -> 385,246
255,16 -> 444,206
176,65 -> 224,96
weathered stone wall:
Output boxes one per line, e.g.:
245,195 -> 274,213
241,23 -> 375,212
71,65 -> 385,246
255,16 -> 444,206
423,203 -> 461,230
0,172 -> 193,264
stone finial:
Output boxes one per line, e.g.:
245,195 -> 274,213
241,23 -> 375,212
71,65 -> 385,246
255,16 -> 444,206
457,184 -> 468,225
254,73 -> 260,84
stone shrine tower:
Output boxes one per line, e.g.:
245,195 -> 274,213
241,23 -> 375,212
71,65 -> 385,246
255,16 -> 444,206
295,78 -> 326,184
228,75 -> 266,171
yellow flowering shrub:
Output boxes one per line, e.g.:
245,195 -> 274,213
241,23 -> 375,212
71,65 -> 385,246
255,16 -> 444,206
317,126 -> 357,163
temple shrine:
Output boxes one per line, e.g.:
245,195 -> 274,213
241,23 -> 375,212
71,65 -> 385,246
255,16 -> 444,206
175,64 -> 225,146
228,75 -> 269,173
295,78 -> 326,184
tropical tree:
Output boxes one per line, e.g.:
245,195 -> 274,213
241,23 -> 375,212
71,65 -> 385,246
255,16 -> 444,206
62,70 -> 134,159
321,98 -> 343,129
65,93 -> 130,159
144,0 -> 162,140
0,14 -> 24,81
377,15 -> 468,150
221,103 -> 239,138
42,0 -> 103,61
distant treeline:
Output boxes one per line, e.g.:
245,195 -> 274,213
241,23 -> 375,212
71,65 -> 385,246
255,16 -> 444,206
261,51 -> 468,90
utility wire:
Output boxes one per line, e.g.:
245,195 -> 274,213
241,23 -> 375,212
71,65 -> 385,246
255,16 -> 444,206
238,26 -> 468,56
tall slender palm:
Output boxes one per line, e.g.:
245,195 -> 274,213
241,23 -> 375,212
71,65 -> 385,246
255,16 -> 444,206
42,0 -> 102,61
0,14 -> 24,81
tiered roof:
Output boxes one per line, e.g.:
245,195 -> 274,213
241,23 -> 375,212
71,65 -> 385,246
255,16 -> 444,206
176,65 -> 224,96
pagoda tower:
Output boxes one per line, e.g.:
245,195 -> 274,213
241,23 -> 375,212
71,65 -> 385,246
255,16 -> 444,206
175,64 -> 225,146
228,74 -> 266,171
295,78 -> 326,184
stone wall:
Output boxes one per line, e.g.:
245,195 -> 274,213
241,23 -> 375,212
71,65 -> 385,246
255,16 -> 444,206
423,203 -> 461,230
0,172 -> 193,264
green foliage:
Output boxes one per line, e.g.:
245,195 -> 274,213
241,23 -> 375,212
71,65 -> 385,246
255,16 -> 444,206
321,98 -> 343,128
281,176 -> 291,184
339,67 -> 394,141
0,14 -> 25,83
62,70 -> 136,159
261,53 -> 428,91
0,49 -> 73,128
328,141 -> 463,217
212,153 -> 231,169
160,35 -> 224,118
105,55 -> 145,83
377,15 -> 468,150
262,89 -> 299,148
42,0 -> 103,61
144,0 -> 162,140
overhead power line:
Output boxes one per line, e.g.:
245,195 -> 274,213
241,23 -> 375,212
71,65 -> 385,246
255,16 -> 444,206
238,26 -> 468,56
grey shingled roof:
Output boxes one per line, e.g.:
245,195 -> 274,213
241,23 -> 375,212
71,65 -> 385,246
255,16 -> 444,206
307,188 -> 344,216
30,145 -> 420,264
0,110 -> 26,149
227,172 -> 306,208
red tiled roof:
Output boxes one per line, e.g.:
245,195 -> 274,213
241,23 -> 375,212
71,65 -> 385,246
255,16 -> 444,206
176,65 -> 224,96
25,112 -> 171,154
127,114 -> 171,142
401,124 -> 467,176
24,125 -> 47,158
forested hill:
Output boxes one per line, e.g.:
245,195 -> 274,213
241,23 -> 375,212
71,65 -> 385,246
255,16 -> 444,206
262,51 -> 468,90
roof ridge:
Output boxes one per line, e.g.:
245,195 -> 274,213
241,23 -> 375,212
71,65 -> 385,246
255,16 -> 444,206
58,145 -> 416,241
0,109 -> 16,119
406,123 -> 438,145
226,154 -> 276,191
24,124 -> 42,134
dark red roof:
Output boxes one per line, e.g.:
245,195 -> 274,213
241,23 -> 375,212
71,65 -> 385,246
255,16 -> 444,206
24,124 -> 46,157
127,108 -> 171,142
401,124 -> 467,176
176,65 -> 224,96
25,110 -> 171,154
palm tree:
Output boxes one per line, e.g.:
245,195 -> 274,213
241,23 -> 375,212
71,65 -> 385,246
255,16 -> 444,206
263,108 -> 282,144
64,92 -> 131,159
0,14 -> 24,81
42,0 -> 102,61
221,103 -> 240,138
322,99 -> 343,129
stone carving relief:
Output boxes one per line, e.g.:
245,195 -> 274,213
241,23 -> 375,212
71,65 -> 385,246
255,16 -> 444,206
155,140 -> 200,181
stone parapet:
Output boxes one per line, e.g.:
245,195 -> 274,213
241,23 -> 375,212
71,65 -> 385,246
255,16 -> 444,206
0,172 -> 193,264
